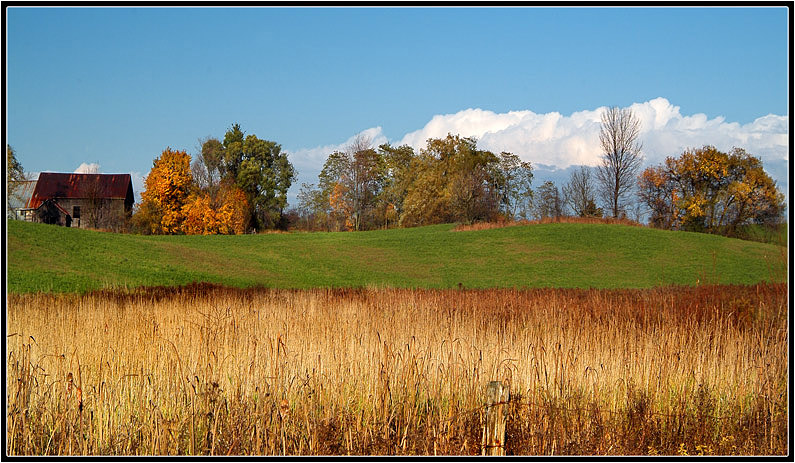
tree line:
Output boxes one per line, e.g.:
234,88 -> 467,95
290,107 -> 784,237
7,109 -> 786,238
292,133 -> 534,231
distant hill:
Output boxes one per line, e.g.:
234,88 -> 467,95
6,220 -> 787,294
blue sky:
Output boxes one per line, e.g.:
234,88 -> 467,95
6,6 -> 790,207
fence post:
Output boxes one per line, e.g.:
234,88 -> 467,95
482,380 -> 510,455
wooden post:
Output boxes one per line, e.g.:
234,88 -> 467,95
482,380 -> 510,455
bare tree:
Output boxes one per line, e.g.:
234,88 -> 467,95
563,166 -> 601,217
596,106 -> 643,218
193,137 -> 223,193
296,182 -> 330,231
348,134 -> 373,232
83,176 -> 118,230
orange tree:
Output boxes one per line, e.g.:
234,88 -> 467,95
135,148 -> 194,234
182,181 -> 250,235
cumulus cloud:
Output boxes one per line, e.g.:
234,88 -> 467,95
287,127 -> 389,176
398,107 -> 604,168
398,97 -> 789,171
74,162 -> 100,174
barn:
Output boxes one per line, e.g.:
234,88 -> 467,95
6,180 -> 37,220
22,172 -> 135,231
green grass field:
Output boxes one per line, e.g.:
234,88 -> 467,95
733,223 -> 788,246
6,220 -> 788,294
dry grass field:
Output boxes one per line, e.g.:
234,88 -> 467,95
6,283 -> 788,455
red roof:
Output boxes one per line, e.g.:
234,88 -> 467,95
27,173 -> 134,209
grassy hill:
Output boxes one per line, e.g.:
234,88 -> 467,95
6,220 -> 788,294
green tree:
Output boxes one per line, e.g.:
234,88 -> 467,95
318,150 -> 353,231
348,136 -> 385,231
494,152 -> 534,219
400,151 -> 451,227
7,144 -> 25,183
296,182 -> 330,231
312,134 -> 517,229
449,163 -> 493,224
192,136 -> 224,192
376,143 -> 416,227
202,124 -> 296,230
402,134 -> 500,226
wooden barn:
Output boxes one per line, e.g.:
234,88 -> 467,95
22,172 -> 134,231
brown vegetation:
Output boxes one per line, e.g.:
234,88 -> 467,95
453,216 -> 644,232
6,283 -> 787,455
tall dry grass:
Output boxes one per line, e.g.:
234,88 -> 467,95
6,283 -> 788,455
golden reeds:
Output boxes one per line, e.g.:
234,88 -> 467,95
6,283 -> 788,455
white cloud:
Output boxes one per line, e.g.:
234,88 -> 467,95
74,162 -> 100,174
398,108 -> 533,148
396,97 -> 789,172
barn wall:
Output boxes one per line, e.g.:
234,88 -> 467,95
34,198 -> 129,230
33,202 -> 69,226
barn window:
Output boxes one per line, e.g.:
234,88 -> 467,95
73,206 -> 81,218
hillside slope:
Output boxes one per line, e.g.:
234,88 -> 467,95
6,220 -> 787,293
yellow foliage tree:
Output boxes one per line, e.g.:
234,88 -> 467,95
218,183 -> 250,234
181,194 -> 215,235
328,182 -> 352,231
638,146 -> 784,234
181,183 -> 249,235
137,148 -> 194,234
